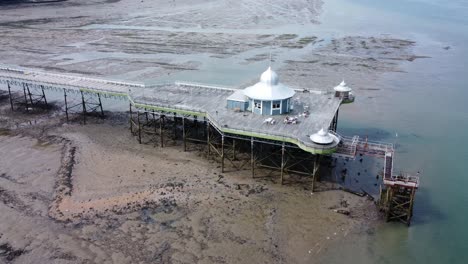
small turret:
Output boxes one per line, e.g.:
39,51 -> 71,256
333,81 -> 354,103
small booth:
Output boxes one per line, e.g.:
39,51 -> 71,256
227,67 -> 295,115
226,90 -> 249,112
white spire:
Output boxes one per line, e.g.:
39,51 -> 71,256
260,67 -> 279,86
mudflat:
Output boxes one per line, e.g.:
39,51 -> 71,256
0,0 -> 422,263
0,104 -> 377,263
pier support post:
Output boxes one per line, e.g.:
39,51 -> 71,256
232,139 -> 236,160
280,143 -> 285,185
64,89 -> 69,122
129,103 -> 133,133
160,115 -> 164,148
26,83 -> 34,107
182,117 -> 186,152
407,188 -> 416,225
152,112 -> 157,148
137,112 -> 142,144
7,81 -> 13,111
381,185 -> 416,225
81,91 -> 87,125
41,85 -> 48,107
98,93 -> 104,117
207,121 -> 210,156
251,138 -> 255,178
173,113 -> 177,140
22,83 -> 29,111
221,135 -> 225,173
385,187 -> 393,221
312,155 -> 320,192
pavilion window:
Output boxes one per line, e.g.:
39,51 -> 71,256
272,102 -> 280,109
254,102 -> 262,109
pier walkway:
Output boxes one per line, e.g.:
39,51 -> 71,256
0,66 -> 342,154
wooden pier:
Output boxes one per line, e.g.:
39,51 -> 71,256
0,65 -> 420,225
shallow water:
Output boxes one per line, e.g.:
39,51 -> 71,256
318,0 -> 468,263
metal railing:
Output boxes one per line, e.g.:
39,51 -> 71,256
385,172 -> 420,188
174,81 -> 236,92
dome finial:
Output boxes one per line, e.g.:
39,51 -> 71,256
260,67 -> 279,85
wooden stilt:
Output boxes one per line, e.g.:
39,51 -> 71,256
153,112 -> 157,148
26,83 -> 34,106
407,188 -> 416,225
386,187 -> 393,221
173,113 -> 177,140
280,143 -> 285,185
312,155 -> 320,192
22,83 -> 29,110
251,138 -> 255,178
137,112 -> 142,144
64,89 -> 69,122
81,91 -> 87,125
160,115 -> 164,148
232,139 -> 236,160
7,81 -> 13,111
203,117 -> 206,138
221,135 -> 225,173
207,121 -> 210,156
182,117 -> 186,152
98,93 -> 104,117
41,85 -> 48,106
129,103 -> 133,133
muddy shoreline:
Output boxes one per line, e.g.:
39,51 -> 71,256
0,97 -> 379,263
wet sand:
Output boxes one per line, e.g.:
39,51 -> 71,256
0,102 -> 377,263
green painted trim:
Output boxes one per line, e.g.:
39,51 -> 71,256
341,98 -> 355,104
129,100 -> 337,155
219,126 -> 336,154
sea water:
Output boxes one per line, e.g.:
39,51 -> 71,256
316,0 -> 468,263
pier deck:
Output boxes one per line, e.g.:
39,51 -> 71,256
0,66 -> 342,154
130,83 -> 342,154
